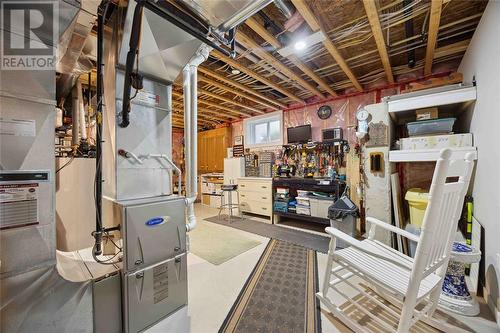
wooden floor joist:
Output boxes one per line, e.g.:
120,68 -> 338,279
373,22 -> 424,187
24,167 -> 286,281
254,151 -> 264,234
245,17 -> 338,97
197,77 -> 267,113
237,31 -> 326,99
198,66 -> 286,109
172,97 -> 241,119
362,0 -> 395,84
211,49 -> 305,104
291,0 -> 363,91
172,89 -> 258,116
172,101 -> 235,121
424,0 -> 444,76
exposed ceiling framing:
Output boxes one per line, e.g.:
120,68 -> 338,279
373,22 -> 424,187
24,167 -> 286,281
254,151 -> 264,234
169,0 -> 486,129
424,0 -> 444,75
362,0 -> 395,84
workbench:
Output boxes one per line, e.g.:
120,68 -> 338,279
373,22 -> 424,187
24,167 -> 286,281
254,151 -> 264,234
272,177 -> 345,226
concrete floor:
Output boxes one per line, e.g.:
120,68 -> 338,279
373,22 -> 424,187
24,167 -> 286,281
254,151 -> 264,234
146,204 -> 499,333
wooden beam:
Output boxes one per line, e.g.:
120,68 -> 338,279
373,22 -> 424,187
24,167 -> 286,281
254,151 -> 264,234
362,0 -> 394,84
197,78 -> 266,114
172,88 -> 258,116
245,17 -> 338,97
211,49 -> 304,104
172,114 -> 214,127
290,0 -> 363,91
434,39 -> 470,59
424,0 -> 444,76
172,100 -> 237,121
237,31 -> 325,99
198,66 -> 286,109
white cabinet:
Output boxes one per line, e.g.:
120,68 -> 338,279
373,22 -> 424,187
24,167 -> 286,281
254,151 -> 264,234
237,177 -> 272,221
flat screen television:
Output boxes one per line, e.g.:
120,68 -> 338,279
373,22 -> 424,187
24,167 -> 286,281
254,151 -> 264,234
287,124 -> 312,144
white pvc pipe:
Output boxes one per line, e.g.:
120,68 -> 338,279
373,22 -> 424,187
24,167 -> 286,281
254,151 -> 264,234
183,45 -> 211,232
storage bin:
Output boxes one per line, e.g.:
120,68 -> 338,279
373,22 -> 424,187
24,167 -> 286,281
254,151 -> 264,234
296,205 -> 310,215
405,188 -> 429,228
328,197 -> 359,249
309,197 -> 335,218
209,195 -> 222,208
400,133 -> 472,150
296,197 -> 310,206
407,118 -> 456,137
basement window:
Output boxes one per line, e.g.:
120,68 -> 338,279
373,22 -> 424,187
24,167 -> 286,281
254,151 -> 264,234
243,111 -> 283,148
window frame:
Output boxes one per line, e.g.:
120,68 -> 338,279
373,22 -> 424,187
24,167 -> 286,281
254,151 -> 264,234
243,111 -> 283,148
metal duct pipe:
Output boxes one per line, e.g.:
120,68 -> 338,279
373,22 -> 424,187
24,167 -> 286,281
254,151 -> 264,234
218,0 -> 274,31
274,0 -> 295,19
403,0 -> 416,68
183,45 -> 211,232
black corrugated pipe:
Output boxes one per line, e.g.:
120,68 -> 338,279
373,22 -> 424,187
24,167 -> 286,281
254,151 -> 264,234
403,0 -> 415,68
119,0 -> 145,128
93,1 -> 106,256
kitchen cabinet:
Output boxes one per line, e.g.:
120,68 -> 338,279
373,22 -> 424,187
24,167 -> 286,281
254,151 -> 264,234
198,127 -> 231,173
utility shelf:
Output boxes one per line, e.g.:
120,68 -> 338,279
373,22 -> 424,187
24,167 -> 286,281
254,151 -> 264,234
385,84 -> 476,121
389,147 -> 477,162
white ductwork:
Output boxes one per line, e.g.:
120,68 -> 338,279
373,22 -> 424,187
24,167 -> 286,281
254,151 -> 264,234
183,44 -> 211,232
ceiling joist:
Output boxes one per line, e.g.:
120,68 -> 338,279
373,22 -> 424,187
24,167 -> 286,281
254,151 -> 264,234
211,49 -> 305,104
172,91 -> 248,118
424,0 -> 444,76
197,76 -> 267,113
362,0 -> 395,84
237,31 -> 326,99
198,66 -> 286,109
245,17 -> 338,97
291,0 -> 363,91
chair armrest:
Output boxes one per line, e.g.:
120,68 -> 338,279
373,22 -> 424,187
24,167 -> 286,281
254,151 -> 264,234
366,217 -> 420,243
325,227 -> 413,269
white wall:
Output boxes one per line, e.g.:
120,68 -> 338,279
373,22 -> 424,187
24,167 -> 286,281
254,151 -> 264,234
458,1 -> 500,324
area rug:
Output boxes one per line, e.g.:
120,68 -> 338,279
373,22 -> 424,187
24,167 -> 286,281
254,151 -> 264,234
205,215 -> 330,253
219,239 -> 321,333
189,221 -> 261,265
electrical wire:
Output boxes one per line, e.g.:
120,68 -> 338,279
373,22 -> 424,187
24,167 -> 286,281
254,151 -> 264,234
55,155 -> 75,174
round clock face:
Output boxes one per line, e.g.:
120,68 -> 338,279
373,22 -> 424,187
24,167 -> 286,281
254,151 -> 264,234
356,108 -> 370,121
317,105 -> 332,120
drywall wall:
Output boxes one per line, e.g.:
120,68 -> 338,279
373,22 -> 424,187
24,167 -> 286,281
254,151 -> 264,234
458,1 -> 500,324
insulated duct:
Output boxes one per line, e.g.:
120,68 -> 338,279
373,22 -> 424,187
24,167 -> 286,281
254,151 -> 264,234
183,44 -> 211,232
274,0 -> 295,19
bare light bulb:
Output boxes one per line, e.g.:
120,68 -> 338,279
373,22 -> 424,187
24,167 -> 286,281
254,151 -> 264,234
294,41 -> 306,50
231,68 -> 241,75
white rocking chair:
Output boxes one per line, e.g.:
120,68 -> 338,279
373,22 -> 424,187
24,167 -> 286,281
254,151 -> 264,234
317,149 -> 475,333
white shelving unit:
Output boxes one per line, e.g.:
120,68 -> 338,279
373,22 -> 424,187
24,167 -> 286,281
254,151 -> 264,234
386,84 -> 477,162
386,84 -> 476,118
389,147 -> 477,162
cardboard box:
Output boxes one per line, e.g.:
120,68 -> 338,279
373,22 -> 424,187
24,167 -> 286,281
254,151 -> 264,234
400,133 -> 473,150
415,107 -> 438,121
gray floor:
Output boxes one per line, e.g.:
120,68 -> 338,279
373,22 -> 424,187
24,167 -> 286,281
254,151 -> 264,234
146,204 -> 500,333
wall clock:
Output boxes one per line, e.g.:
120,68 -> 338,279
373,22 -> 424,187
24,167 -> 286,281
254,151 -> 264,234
317,105 -> 332,120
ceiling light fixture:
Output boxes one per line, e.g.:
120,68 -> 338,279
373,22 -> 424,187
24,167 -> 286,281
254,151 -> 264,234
278,31 -> 326,57
231,68 -> 241,75
294,40 -> 306,50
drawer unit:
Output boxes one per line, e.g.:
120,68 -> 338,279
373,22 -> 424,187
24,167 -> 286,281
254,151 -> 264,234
239,200 -> 272,219
238,191 -> 271,202
238,180 -> 271,192
237,177 -> 272,219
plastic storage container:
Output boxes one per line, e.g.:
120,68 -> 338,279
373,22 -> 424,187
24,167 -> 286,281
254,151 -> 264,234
407,118 -> 456,137
296,197 -> 310,207
405,188 -> 429,228
296,205 -> 311,215
309,197 -> 335,218
328,197 -> 359,249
